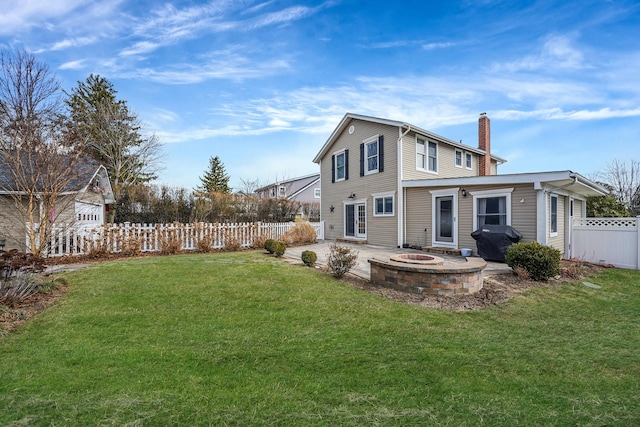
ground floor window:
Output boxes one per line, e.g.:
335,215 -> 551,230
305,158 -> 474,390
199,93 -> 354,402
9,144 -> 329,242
550,194 -> 558,236
373,193 -> 394,216
471,189 -> 513,230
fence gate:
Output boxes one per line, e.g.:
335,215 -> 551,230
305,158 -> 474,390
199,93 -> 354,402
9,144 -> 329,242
571,217 -> 640,269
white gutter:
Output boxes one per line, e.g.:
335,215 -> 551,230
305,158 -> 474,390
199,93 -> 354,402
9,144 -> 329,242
398,124 -> 412,247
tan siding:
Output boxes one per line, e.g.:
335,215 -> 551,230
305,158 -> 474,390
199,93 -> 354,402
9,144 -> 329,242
402,132 -> 478,180
319,118 -> 398,246
573,198 -> 584,217
548,194 -> 565,254
406,183 -> 539,252
404,188 -> 433,247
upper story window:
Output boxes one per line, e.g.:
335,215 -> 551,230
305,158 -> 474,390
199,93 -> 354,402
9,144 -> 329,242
360,135 -> 384,176
278,186 -> 286,197
417,137 -> 437,173
465,153 -> 472,169
455,150 -> 462,168
332,149 -> 348,183
314,188 -> 321,198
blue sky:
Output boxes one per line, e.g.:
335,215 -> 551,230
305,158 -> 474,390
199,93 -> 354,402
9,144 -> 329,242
2,0 -> 639,190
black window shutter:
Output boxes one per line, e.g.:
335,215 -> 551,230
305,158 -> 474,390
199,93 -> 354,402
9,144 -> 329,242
359,143 -> 365,176
379,135 -> 384,172
344,149 -> 349,180
331,155 -> 335,183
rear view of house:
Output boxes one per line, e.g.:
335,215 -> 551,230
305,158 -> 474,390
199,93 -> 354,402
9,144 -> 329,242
314,113 -> 606,259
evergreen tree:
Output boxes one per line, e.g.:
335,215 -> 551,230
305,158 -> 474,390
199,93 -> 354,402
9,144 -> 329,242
66,74 -> 162,221
197,156 -> 231,194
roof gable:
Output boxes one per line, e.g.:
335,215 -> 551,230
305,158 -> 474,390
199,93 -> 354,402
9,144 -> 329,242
313,112 -> 506,164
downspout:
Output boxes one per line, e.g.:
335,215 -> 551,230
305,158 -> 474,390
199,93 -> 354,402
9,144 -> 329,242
398,124 -> 412,247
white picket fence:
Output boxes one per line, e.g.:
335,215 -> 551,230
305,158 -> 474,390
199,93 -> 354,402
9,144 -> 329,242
571,217 -> 640,269
41,221 -> 325,258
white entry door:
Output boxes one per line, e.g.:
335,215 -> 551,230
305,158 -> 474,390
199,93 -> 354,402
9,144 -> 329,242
432,192 -> 458,247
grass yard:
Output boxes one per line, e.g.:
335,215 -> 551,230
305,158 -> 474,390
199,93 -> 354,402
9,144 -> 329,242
0,251 -> 639,426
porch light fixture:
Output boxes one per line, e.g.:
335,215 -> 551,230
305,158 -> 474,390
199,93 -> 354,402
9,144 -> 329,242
348,193 -> 356,199
461,188 -> 467,197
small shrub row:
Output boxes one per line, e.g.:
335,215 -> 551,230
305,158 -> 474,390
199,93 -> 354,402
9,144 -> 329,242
506,241 -> 561,281
264,239 -> 286,258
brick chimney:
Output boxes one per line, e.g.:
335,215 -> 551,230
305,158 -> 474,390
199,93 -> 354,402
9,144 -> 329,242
478,112 -> 491,176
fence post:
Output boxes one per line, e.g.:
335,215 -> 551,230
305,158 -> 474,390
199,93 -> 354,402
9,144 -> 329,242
637,216 -> 640,270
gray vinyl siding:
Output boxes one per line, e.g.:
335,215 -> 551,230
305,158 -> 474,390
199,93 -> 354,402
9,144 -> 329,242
319,118 -> 399,246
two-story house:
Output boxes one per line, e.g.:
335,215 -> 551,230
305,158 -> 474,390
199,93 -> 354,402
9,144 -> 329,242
313,113 -> 607,259
255,173 -> 320,203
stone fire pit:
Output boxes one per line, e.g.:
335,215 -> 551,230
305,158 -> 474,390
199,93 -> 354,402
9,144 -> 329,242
368,254 -> 487,296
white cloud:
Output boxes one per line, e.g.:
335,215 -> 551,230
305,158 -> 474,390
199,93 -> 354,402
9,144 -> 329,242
0,0 -> 86,35
59,59 -> 86,70
493,34 -> 587,73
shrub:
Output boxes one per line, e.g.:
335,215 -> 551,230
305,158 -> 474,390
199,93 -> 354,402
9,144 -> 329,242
159,228 -> 182,254
327,243 -> 358,279
301,250 -> 317,267
282,220 -> 317,245
264,239 -> 277,254
224,236 -> 242,252
506,242 -> 561,281
273,241 -> 286,258
252,235 -> 268,250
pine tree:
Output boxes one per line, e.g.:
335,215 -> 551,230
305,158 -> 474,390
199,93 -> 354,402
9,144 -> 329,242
197,156 -> 231,194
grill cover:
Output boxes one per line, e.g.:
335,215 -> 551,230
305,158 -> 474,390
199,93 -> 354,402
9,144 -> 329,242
471,224 -> 522,262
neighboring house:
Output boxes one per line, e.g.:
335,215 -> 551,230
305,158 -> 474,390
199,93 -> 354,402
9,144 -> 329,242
313,112 -> 607,259
255,173 -> 321,203
0,159 -> 114,251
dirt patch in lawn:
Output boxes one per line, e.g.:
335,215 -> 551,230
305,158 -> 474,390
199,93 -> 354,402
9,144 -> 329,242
339,260 -> 606,311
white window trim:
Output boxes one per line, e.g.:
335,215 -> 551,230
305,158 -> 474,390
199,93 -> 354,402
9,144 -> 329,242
278,186 -> 286,197
465,153 -> 473,170
314,188 -> 320,198
333,149 -> 346,182
372,191 -> 395,217
363,135 -> 380,176
455,150 -> 463,168
550,194 -> 559,237
429,188 -> 459,248
470,188 -> 513,231
416,136 -> 438,175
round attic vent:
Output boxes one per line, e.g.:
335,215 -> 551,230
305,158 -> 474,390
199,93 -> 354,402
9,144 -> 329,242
348,125 -> 355,134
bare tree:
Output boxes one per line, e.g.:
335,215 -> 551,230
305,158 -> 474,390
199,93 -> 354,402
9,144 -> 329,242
597,159 -> 640,216
0,49 -> 86,255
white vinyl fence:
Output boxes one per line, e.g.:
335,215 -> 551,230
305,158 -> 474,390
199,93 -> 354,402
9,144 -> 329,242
40,221 -> 324,258
571,217 -> 640,269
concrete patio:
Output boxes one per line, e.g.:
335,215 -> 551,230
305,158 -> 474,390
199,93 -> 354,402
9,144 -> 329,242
284,241 -> 513,280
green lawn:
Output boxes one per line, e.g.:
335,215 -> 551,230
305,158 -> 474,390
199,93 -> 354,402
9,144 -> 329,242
1,251 -> 638,426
